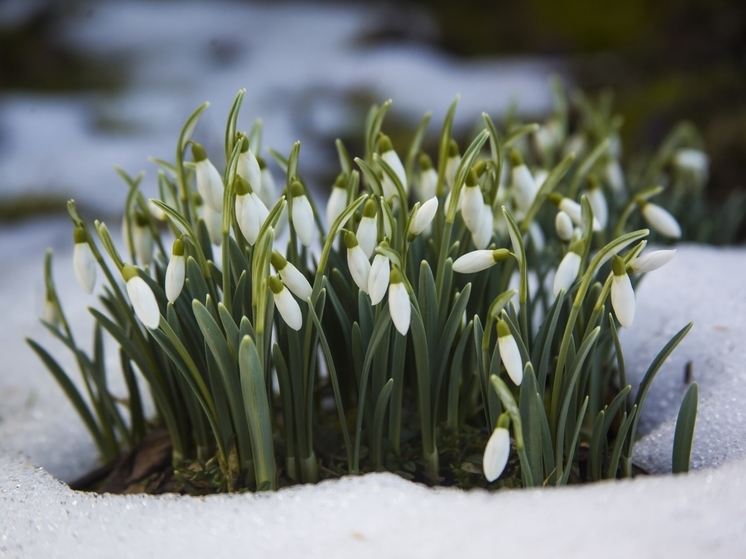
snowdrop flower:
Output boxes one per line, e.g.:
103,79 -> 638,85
269,276 -> 302,331
271,251 -> 312,301
357,199 -> 378,259
192,142 -> 224,213
235,177 -> 269,245
639,201 -> 682,239
368,250 -> 390,305
483,419 -> 510,482
461,169 -> 484,232
148,199 -> 166,221
345,231 -> 371,293
529,221 -> 545,253
410,196 -> 438,238
553,240 -> 583,296
379,134 -> 407,197
445,139 -> 460,190
611,255 -> 635,328
471,203 -> 493,249
497,319 -> 523,385
549,193 -> 601,232
123,264 -> 160,329
204,205 -> 223,246
453,248 -> 511,274
419,153 -> 438,201
388,268 -> 411,335
629,249 -> 676,274
673,148 -> 709,180
510,150 -> 539,213
43,295 -> 59,328
165,238 -> 186,303
533,168 -> 549,190
73,227 -> 96,294
237,137 -> 262,196
326,173 -> 348,228
257,156 -> 277,208
555,210 -> 574,241
290,181 -> 315,247
604,159 -> 626,195
563,133 -> 587,158
133,213 -> 154,265
586,178 -> 608,229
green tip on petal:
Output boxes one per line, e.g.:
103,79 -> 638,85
378,133 -> 393,153
419,152 -> 433,170
612,254 -> 626,276
474,160 -> 489,177
134,211 -> 149,227
122,264 -> 138,282
73,226 -> 87,244
192,192 -> 204,206
268,276 -> 284,294
271,250 -> 287,271
172,238 -> 185,256
497,412 -> 511,429
508,148 -> 523,167
448,139 -> 459,158
290,180 -> 305,198
569,238 -> 584,255
334,173 -> 346,189
389,266 -> 404,284
235,176 -> 251,195
191,142 -> 207,162
496,319 -> 512,338
492,248 -> 511,263
344,230 -> 359,248
466,168 -> 479,187
256,155 -> 267,169
363,199 -> 377,218
549,192 -> 564,206
239,136 -> 249,153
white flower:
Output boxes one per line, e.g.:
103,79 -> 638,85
586,182 -> 608,229
204,205 -> 223,246
123,265 -> 160,329
165,239 -> 186,303
258,161 -> 277,208
641,202 -> 682,239
388,268 -> 411,335
483,426 -> 510,482
563,133 -> 587,158
271,251 -> 312,301
410,196 -> 438,237
419,153 -> 438,201
550,193 -> 601,232
497,319 -> 523,385
611,256 -> 635,328
533,125 -> 557,155
73,227 -> 96,294
673,148 -> 709,179
368,253 -> 390,305
555,210 -> 574,241
192,143 -> 224,213
553,244 -> 582,296
357,200 -> 378,259
290,181 -> 315,247
453,248 -> 511,274
270,276 -> 302,331
471,203 -> 493,249
236,177 -> 268,245
533,168 -> 549,190
604,159 -> 626,195
326,174 -> 348,228
345,231 -> 371,293
528,221 -> 545,253
380,134 -> 408,195
43,298 -> 59,327
133,217 -> 154,266
629,249 -> 676,274
510,150 -> 538,213
445,140 -> 460,190
461,170 -> 483,232
148,199 -> 166,221
237,138 -> 262,196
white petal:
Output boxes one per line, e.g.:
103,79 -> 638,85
674,148 -> 709,176
642,203 -> 682,239
472,204 -> 493,249
326,187 -> 348,228
512,165 -> 538,213
148,199 -> 166,220
73,242 -> 96,294
274,287 -> 302,331
133,224 -> 154,266
604,160 -> 625,194
258,168 -> 277,208
292,195 -> 315,247
453,250 -> 497,273
43,300 -> 59,327
483,427 -> 510,482
237,149 -> 262,195
348,246 -> 371,292
368,255 -> 390,305
559,198 -> 601,231
165,254 -> 185,303
280,263 -> 312,301
195,159 -> 224,212
629,249 -> 676,274
553,251 -> 581,296
357,216 -> 378,259
411,197 -> 438,236
611,273 -> 635,327
388,282 -> 411,335
555,211 -> 574,241
498,333 -> 523,385
204,205 -> 223,246
533,169 -> 549,190
420,168 -> 438,201
382,150 -> 408,194
529,221 -> 545,253
461,185 -> 484,233
126,276 -> 160,329
587,187 -> 608,229
239,193 -> 268,245
445,155 -> 460,189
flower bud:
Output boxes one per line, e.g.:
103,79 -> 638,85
629,249 -> 676,274
290,181 -> 315,247
271,251 -> 312,301
345,231 -> 371,293
611,255 -> 635,328
453,248 -> 511,274
445,139 -> 460,190
73,227 -> 96,295
123,264 -> 160,329
419,153 -> 437,201
555,210 -> 574,241
497,319 -> 523,385
552,240 -> 583,296
410,196 -> 438,237
640,201 -> 681,239
357,199 -> 378,258
269,276 -> 302,331
165,239 -> 185,303
379,133 -> 407,195
237,137 -> 262,196
368,252 -> 390,306
326,173 -> 348,227
461,169 -> 483,233
388,268 -> 411,335
483,424 -> 510,482
192,142 -> 224,212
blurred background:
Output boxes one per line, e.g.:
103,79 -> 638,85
0,0 -> 745,235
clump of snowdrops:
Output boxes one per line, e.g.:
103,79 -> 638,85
29,84 -> 700,492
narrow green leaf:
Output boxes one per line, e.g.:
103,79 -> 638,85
673,382 -> 698,474
372,378 -> 394,469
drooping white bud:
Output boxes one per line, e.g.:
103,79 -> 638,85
418,153 -> 438,202
586,181 -> 608,229
326,174 -> 349,228
550,193 -> 601,232
445,140 -> 460,190
379,134 -> 408,195
461,169 -> 483,233
555,211 -> 574,241
192,143 -> 224,213
483,426 -> 510,482
258,163 -> 277,208
43,297 -> 59,327
237,137 -> 262,195
611,255 -> 635,328
165,239 -> 186,303
673,148 -> 709,179
271,251 -> 312,301
471,203 -> 493,249
453,248 -> 511,274
553,242 -> 582,296
604,159 -> 626,195
629,249 -> 676,274
368,253 -> 390,305
236,177 -> 268,245
528,221 -> 545,253
345,231 -> 371,293
204,205 -> 223,246
73,227 -> 96,295
640,202 -> 681,239
270,276 -> 302,331
497,319 -> 523,386
510,150 -> 538,213
357,199 -> 378,259
410,196 -> 438,237
388,268 -> 411,335
290,181 -> 315,247
133,214 -> 154,265
123,265 -> 160,329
